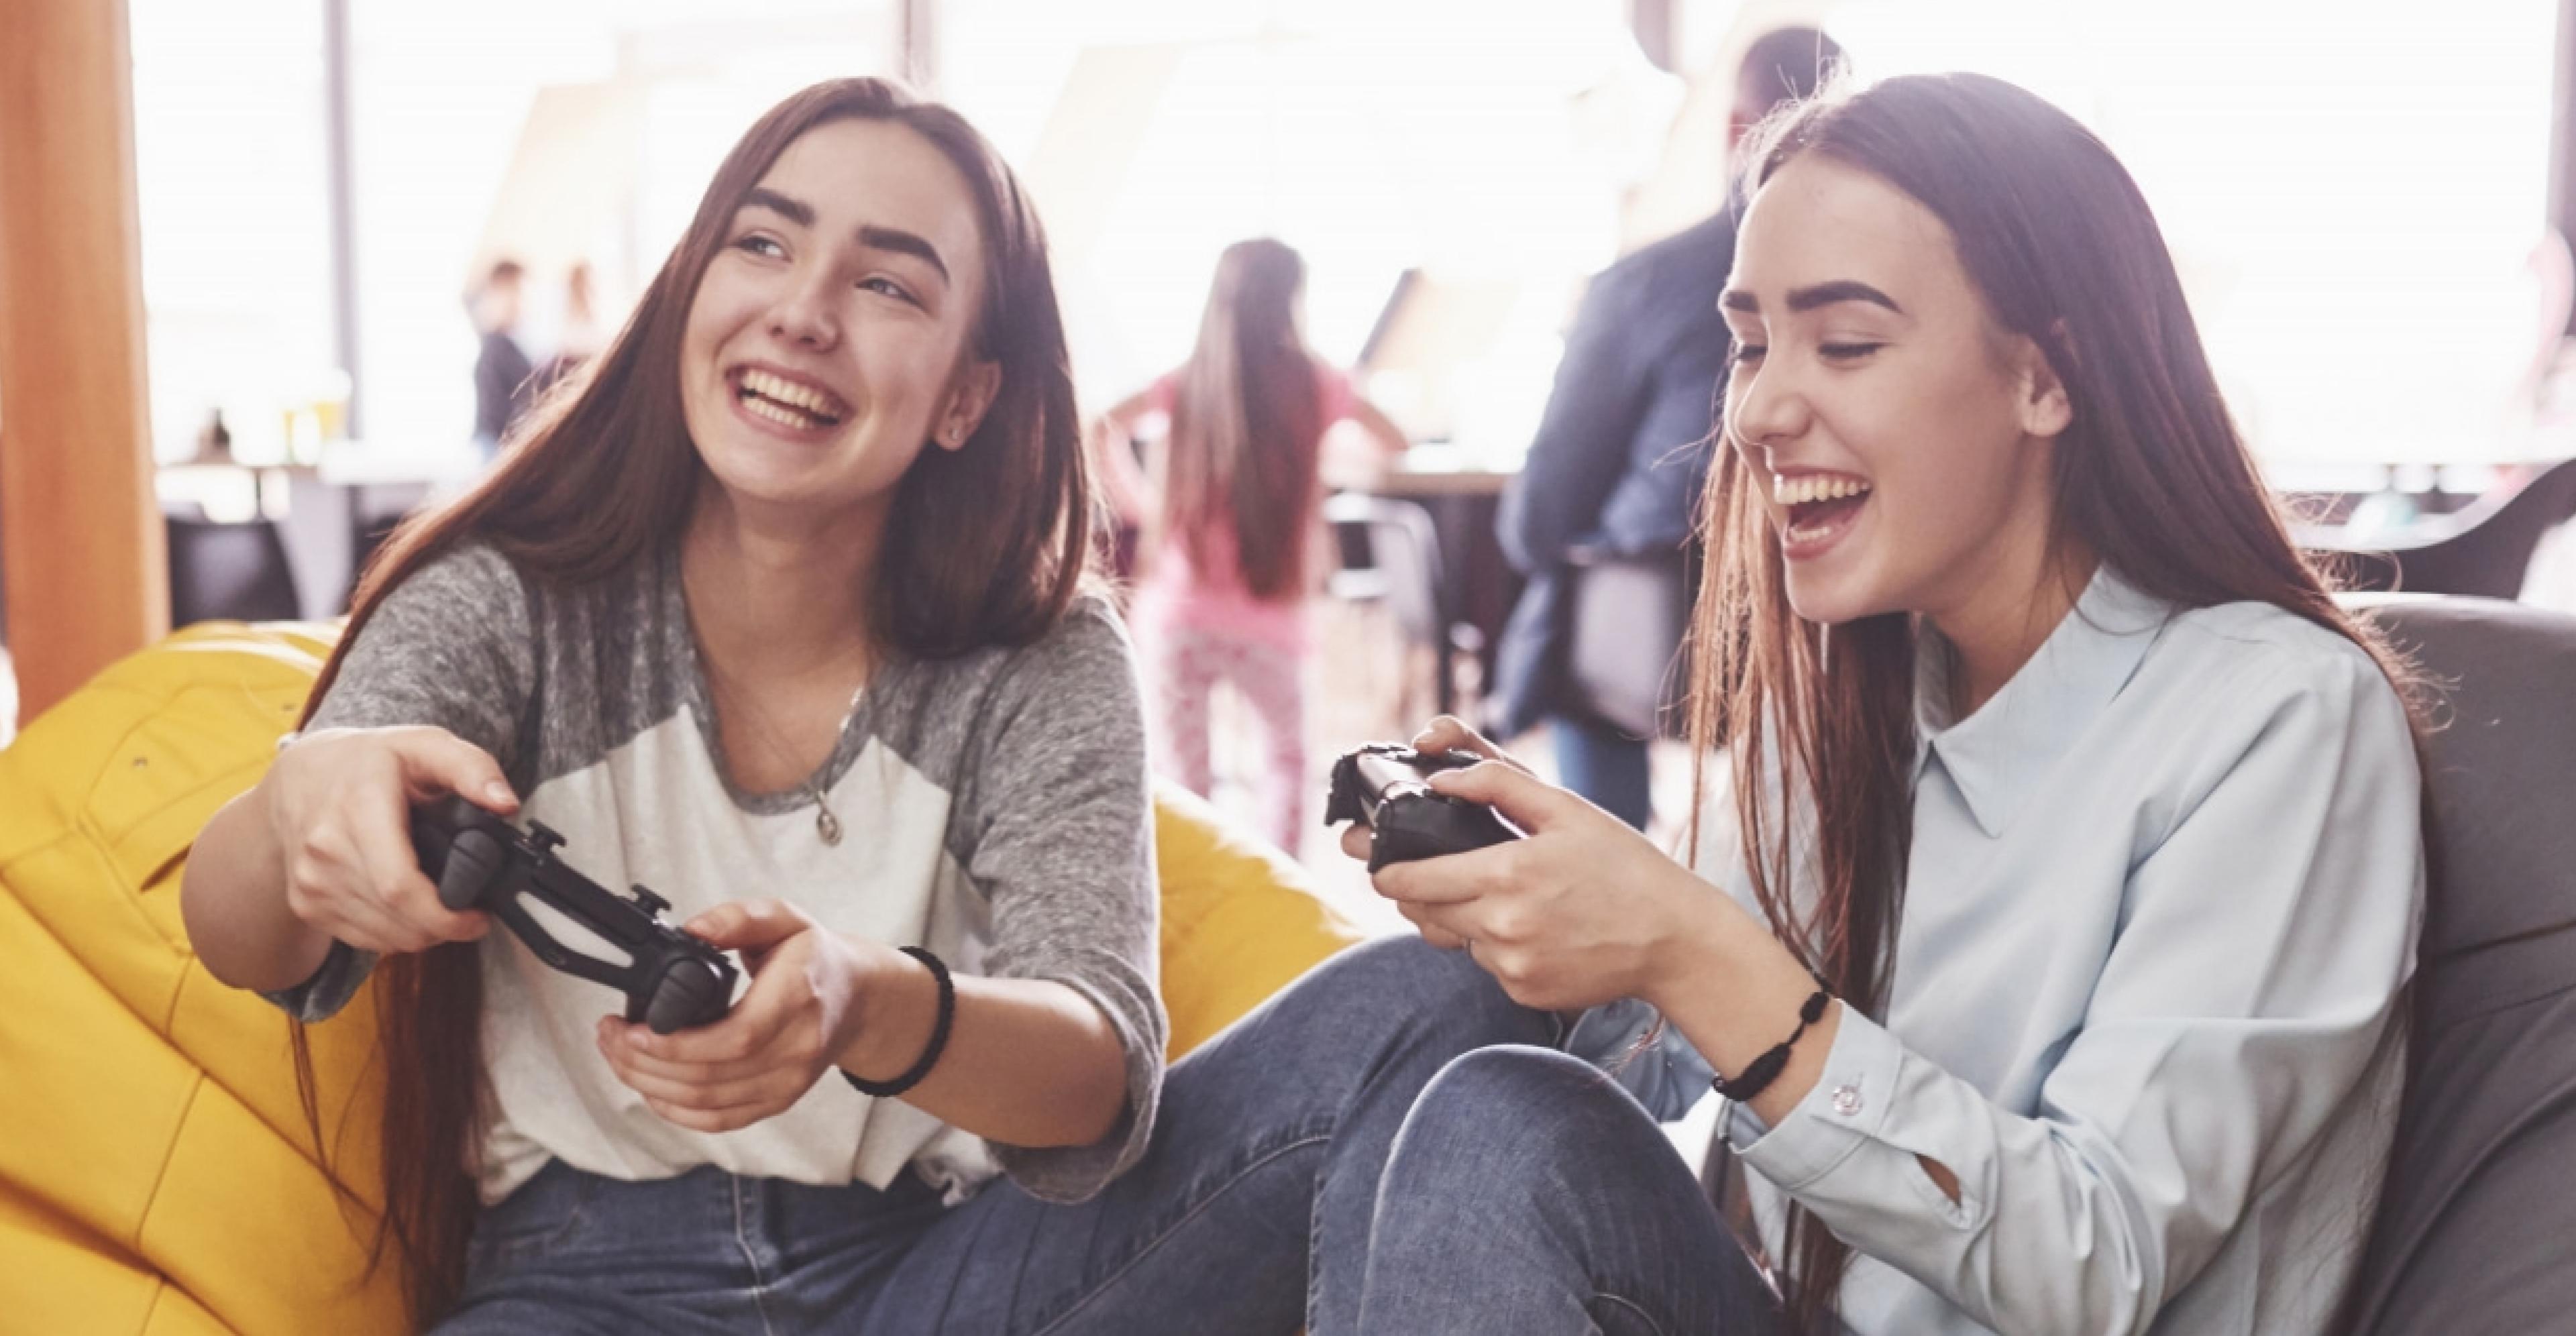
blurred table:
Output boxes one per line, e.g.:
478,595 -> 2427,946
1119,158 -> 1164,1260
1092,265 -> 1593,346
1331,445 -> 1522,704
156,441 -> 480,620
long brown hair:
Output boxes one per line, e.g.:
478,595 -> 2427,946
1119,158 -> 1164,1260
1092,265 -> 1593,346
1684,73 -> 2434,1333
289,76 -> 1093,1324
1161,237 -> 1328,600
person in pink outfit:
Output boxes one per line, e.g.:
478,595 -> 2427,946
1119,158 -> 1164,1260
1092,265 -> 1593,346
1089,239 -> 1407,850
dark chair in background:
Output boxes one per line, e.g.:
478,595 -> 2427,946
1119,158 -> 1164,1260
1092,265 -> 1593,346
1324,492 -> 1483,718
2307,457 -> 2576,598
164,514 -> 301,628
2344,594 -> 2576,1334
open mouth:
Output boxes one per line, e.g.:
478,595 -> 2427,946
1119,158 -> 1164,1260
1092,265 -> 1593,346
1775,473 -> 1874,547
731,368 -> 850,433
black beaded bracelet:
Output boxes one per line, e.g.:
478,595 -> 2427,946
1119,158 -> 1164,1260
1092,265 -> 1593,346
843,946 -> 955,1100
1709,978 -> 1832,1105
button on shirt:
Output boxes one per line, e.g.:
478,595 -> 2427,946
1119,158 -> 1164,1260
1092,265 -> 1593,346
1572,568 -> 2424,1335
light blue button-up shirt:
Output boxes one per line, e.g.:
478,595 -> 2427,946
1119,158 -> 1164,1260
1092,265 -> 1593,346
1576,567 -> 2424,1335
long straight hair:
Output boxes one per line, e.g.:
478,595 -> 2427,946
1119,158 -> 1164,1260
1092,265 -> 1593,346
1161,237 -> 1327,600
288,76 -> 1093,1323
1684,73 -> 2434,1333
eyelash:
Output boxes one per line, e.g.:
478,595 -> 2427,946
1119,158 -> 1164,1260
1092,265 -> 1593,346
858,276 -> 916,305
730,235 -> 917,306
1727,341 -> 1884,366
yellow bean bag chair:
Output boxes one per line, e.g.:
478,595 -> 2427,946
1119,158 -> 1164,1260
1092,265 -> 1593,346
0,622 -> 1367,1335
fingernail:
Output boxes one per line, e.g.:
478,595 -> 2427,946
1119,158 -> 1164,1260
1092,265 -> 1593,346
485,781 -> 515,805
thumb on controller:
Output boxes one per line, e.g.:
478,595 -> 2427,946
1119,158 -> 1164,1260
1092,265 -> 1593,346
392,727 -> 519,814
1424,760 -> 1571,834
684,898 -> 813,964
1411,716 -> 1529,777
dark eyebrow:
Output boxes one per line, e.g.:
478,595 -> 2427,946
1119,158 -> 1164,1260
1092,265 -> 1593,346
856,225 -> 950,286
742,186 -> 813,228
1719,280 -> 1905,315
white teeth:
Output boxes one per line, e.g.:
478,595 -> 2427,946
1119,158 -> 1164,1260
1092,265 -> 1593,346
743,396 -> 814,431
739,369 -> 843,421
1774,474 -> 1872,506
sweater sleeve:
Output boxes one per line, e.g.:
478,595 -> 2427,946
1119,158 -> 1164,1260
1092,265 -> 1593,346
949,599 -> 1167,1201
259,543 -> 539,1022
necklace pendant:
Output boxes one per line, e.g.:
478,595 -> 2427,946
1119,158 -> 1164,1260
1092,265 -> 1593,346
816,805 -> 843,846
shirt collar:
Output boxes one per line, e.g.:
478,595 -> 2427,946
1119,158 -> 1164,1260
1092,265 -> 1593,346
1911,565 -> 2176,837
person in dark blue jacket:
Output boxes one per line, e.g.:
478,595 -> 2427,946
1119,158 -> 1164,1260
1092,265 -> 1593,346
1493,26 -> 1847,828
470,258 -> 540,459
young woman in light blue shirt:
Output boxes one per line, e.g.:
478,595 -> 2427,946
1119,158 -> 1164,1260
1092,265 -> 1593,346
1342,73 -> 2432,1334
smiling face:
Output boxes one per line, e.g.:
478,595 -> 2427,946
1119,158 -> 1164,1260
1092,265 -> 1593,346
1719,154 -> 2072,631
678,117 -> 999,529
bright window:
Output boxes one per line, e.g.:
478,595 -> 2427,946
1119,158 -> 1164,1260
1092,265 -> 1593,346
347,0 -> 898,466
944,0 -> 1659,459
130,0 -> 335,465
1717,0 -> 2558,468
130,1 -> 2565,472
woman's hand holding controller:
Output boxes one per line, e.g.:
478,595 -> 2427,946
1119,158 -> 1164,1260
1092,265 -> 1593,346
267,726 -> 515,954
598,898 -> 917,1133
1338,716 -> 1533,951
1342,715 -> 1723,1012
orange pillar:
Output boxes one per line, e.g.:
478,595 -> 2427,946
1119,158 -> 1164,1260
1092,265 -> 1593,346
0,0 -> 170,726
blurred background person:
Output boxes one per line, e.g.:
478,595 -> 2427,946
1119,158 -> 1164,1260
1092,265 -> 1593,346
541,260 -> 608,388
1491,25 -> 1845,830
1089,237 -> 1408,850
468,258 -> 538,457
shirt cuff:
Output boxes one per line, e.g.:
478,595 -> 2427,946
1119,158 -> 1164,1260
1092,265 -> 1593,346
987,958 -> 1165,1203
257,939 -> 375,1023
1727,1003 -> 1909,1192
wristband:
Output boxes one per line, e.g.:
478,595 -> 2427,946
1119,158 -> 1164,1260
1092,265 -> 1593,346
1709,977 -> 1831,1105
842,946 -> 955,1100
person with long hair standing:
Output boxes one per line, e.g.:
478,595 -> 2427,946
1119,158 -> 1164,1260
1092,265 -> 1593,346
1341,74 -> 2428,1334
1089,239 -> 1407,850
181,79 -> 1540,1333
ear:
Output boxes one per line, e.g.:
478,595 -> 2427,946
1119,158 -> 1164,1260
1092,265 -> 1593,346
2015,324 -> 2074,439
934,359 -> 1002,452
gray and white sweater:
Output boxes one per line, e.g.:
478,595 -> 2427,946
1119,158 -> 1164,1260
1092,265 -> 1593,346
266,542 -> 1165,1208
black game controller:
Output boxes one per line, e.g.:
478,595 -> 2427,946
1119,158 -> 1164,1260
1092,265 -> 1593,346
410,795 -> 739,1034
1324,742 -> 1523,872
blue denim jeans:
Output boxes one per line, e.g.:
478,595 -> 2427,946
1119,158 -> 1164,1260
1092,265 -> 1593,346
1552,714 -> 1653,832
1360,1046 -> 1789,1334
436,936 -> 1782,1334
